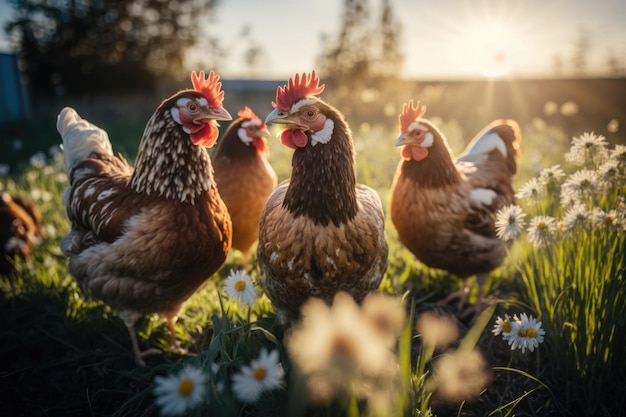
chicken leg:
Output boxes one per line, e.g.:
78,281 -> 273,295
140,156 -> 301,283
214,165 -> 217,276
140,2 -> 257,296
441,273 -> 489,320
119,310 -> 161,366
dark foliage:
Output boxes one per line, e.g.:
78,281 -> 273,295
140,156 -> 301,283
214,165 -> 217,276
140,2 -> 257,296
4,0 -> 219,97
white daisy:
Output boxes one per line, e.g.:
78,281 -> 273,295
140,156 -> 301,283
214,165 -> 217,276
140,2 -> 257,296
515,178 -> 544,202
432,349 -> 492,403
231,348 -> 284,403
561,203 -> 591,234
492,314 -> 514,337
538,164 -> 566,185
495,204 -> 526,241
597,160 -> 620,185
610,144 -> 626,164
565,132 -> 608,166
286,292 -> 398,404
153,365 -> 207,416
503,313 -> 545,353
559,186 -> 580,208
562,169 -> 599,196
223,269 -> 259,306
592,208 -> 624,231
527,216 -> 557,248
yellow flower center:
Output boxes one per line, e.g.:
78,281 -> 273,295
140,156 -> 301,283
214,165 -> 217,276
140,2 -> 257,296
518,328 -> 528,337
253,367 -> 267,381
178,379 -> 194,397
508,216 -> 515,224
605,217 -> 614,225
234,280 -> 247,292
537,222 -> 546,231
502,321 -> 512,333
581,179 -> 590,188
527,328 -> 537,338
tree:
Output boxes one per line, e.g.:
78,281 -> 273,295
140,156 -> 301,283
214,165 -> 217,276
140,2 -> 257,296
316,0 -> 404,122
5,0 -> 220,96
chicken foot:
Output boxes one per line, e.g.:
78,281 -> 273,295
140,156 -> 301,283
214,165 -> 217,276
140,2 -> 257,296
440,273 -> 489,320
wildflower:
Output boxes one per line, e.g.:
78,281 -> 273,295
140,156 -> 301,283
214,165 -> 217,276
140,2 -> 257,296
29,152 -> 47,169
610,144 -> 626,165
527,216 -> 557,248
559,185 -> 580,208
565,132 -> 608,166
153,365 -> 207,416
44,224 -> 58,239
597,160 -> 620,185
231,348 -> 284,403
495,204 -> 526,241
286,292 -> 397,404
361,292 -> 406,348
416,310 -> 460,349
4,236 -> 26,252
432,349 -> 492,403
538,164 -> 566,185
492,314 -> 514,336
561,203 -> 591,234
223,269 -> 259,306
515,178 -> 544,202
562,169 -> 599,196
592,208 -> 624,231
503,313 -> 545,353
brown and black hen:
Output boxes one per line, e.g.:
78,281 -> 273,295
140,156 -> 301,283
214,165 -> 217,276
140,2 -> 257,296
57,71 -> 233,365
0,193 -> 43,276
391,100 -> 521,317
258,71 -> 388,325
212,106 -> 277,268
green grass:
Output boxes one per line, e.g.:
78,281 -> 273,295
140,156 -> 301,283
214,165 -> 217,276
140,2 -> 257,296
1,120 -> 625,417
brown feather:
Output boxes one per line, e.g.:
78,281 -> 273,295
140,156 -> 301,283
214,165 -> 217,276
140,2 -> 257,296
391,119 -> 521,279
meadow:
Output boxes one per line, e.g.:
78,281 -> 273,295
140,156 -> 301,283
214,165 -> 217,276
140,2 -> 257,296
0,108 -> 624,417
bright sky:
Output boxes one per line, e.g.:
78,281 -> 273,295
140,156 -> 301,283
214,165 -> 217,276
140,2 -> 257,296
1,0 -> 625,79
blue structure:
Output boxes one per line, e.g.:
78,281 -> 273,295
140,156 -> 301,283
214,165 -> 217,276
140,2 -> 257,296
0,53 -> 29,124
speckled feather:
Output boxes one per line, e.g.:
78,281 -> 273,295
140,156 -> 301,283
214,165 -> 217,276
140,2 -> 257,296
391,119 -> 520,278
257,101 -> 388,324
58,95 -> 232,318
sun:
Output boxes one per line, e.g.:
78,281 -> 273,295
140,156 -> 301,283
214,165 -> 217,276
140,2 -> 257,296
448,18 -> 523,77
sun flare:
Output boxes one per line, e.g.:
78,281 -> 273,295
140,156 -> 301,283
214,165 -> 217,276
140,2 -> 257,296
449,18 -> 524,77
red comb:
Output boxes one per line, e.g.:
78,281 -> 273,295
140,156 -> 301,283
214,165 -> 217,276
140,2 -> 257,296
237,106 -> 258,120
272,70 -> 325,111
399,100 -> 427,132
191,70 -> 224,108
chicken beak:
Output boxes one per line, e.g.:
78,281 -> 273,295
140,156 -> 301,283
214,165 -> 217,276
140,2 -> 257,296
394,134 -> 412,147
212,107 -> 232,122
265,108 -> 292,125
259,126 -> 271,137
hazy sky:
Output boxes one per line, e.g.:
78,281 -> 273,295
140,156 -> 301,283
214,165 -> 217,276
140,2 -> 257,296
1,0 -> 625,79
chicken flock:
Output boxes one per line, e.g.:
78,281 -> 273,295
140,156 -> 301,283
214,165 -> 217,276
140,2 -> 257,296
2,70 -> 522,364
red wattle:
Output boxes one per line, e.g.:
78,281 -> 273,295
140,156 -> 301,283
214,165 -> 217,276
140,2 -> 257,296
280,129 -> 308,149
191,124 -> 218,147
402,146 -> 428,161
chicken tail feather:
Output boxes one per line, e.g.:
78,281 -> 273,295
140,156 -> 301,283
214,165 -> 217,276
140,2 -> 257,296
57,107 -> 114,177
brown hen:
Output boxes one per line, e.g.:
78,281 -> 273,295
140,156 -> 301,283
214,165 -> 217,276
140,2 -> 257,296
212,107 -> 277,268
258,71 -> 388,325
57,71 -> 232,365
390,100 -> 521,317
0,193 -> 43,276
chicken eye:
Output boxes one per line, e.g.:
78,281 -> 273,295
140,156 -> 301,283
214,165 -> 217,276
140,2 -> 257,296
187,102 -> 199,114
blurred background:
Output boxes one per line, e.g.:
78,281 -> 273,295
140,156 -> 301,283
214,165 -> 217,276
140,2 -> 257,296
1,0 -> 625,172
